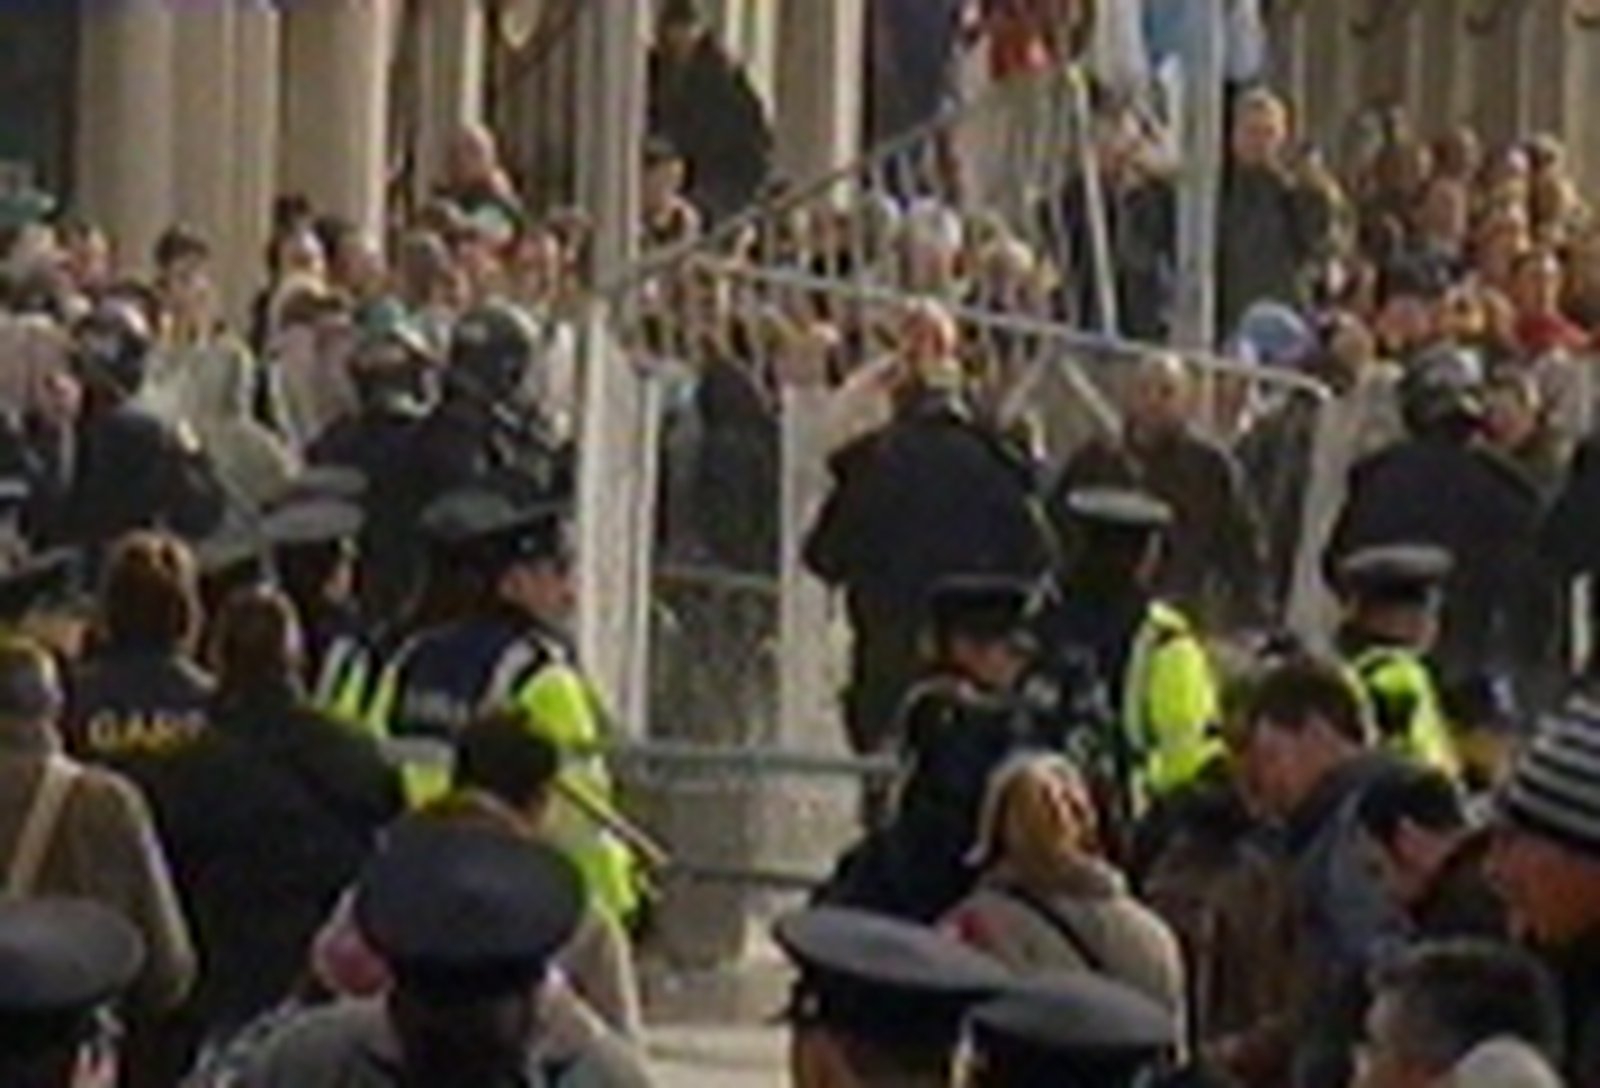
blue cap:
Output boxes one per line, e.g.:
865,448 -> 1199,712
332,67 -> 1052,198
1231,301 -> 1315,370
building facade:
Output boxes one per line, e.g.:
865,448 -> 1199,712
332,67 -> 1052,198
37,3 -> 1600,311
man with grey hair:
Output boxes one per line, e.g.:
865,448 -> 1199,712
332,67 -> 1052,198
1052,351 -> 1267,629
1354,940 -> 1562,1088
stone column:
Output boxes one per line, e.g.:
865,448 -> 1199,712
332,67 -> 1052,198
230,0 -> 283,325
75,0 -> 176,275
1550,5 -> 1600,190
1464,3 -> 1529,145
1355,5 -> 1423,119
280,0 -> 397,241
1266,2 -> 1311,127
772,0 -> 864,754
172,5 -> 238,293
1300,0 -> 1359,171
710,0 -> 777,106
1417,0 -> 1467,131
412,0 -> 488,203
774,0 -> 864,182
573,0 -> 650,730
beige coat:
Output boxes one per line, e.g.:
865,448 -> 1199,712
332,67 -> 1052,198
0,733 -> 196,1014
944,855 -> 1185,1016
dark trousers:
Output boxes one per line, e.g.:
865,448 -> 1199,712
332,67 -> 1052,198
844,610 -> 922,828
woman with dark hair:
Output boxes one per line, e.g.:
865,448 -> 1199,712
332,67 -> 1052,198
158,586 -> 401,1049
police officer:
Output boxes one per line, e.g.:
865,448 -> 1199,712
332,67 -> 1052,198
368,490 -> 640,925
1035,488 -> 1221,847
804,300 -> 1050,764
412,303 -> 570,509
63,531 -> 213,799
48,300 -> 226,551
824,575 -> 1052,920
1335,543 -> 1462,776
263,496 -> 375,725
308,325 -> 436,620
1327,346 -> 1543,681
237,821 -> 647,1086
774,906 -> 1011,1088
156,586 -> 401,1046
0,548 -> 87,658
0,898 -> 146,1088
962,974 -> 1180,1087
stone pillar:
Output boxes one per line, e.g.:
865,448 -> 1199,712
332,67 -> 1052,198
774,0 -> 864,181
573,0 -> 650,731
75,0 -> 176,275
172,5 -> 238,289
280,0 -> 397,241
1525,0 -> 1584,142
1301,0 -> 1359,171
773,0 -> 864,749
1551,5 -> 1600,190
1417,0 -> 1468,132
1266,2 -> 1312,129
1355,4 -> 1423,120
1464,3 -> 1529,145
413,0 -> 488,203
230,0 -> 283,325
710,0 -> 777,106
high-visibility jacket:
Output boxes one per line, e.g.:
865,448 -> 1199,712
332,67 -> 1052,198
366,615 -> 641,925
310,631 -> 375,729
1122,602 -> 1224,804
1348,644 -> 1461,778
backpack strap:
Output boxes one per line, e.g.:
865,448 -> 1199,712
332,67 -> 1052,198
7,757 -> 81,898
994,881 -> 1107,974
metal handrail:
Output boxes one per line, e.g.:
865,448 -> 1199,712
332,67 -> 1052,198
602,61 -> 1096,299
713,263 -> 1335,401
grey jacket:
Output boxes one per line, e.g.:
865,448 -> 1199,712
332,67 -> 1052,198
235,995 -> 652,1088
0,737 -> 196,1014
1283,754 -> 1410,1088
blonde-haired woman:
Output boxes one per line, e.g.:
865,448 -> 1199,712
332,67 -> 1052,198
943,751 -> 1187,1018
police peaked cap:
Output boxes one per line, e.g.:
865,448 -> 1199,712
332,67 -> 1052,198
1336,543 -> 1453,606
1064,487 -> 1173,533
927,575 -> 1036,643
0,550 -> 84,623
194,525 -> 269,584
0,898 -> 143,1057
774,908 -> 1011,1053
421,488 -> 571,570
354,821 -> 584,996
275,466 -> 370,507
263,497 -> 365,552
964,975 -> 1177,1087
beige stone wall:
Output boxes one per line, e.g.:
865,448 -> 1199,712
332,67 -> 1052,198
73,0 -> 409,310
1268,0 -> 1600,187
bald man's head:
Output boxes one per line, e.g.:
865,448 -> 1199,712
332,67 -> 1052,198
1126,354 -> 1192,438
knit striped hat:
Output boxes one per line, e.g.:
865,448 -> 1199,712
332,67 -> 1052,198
1500,707 -> 1600,858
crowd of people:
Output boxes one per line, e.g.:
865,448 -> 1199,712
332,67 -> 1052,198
7,0 -> 1600,1085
